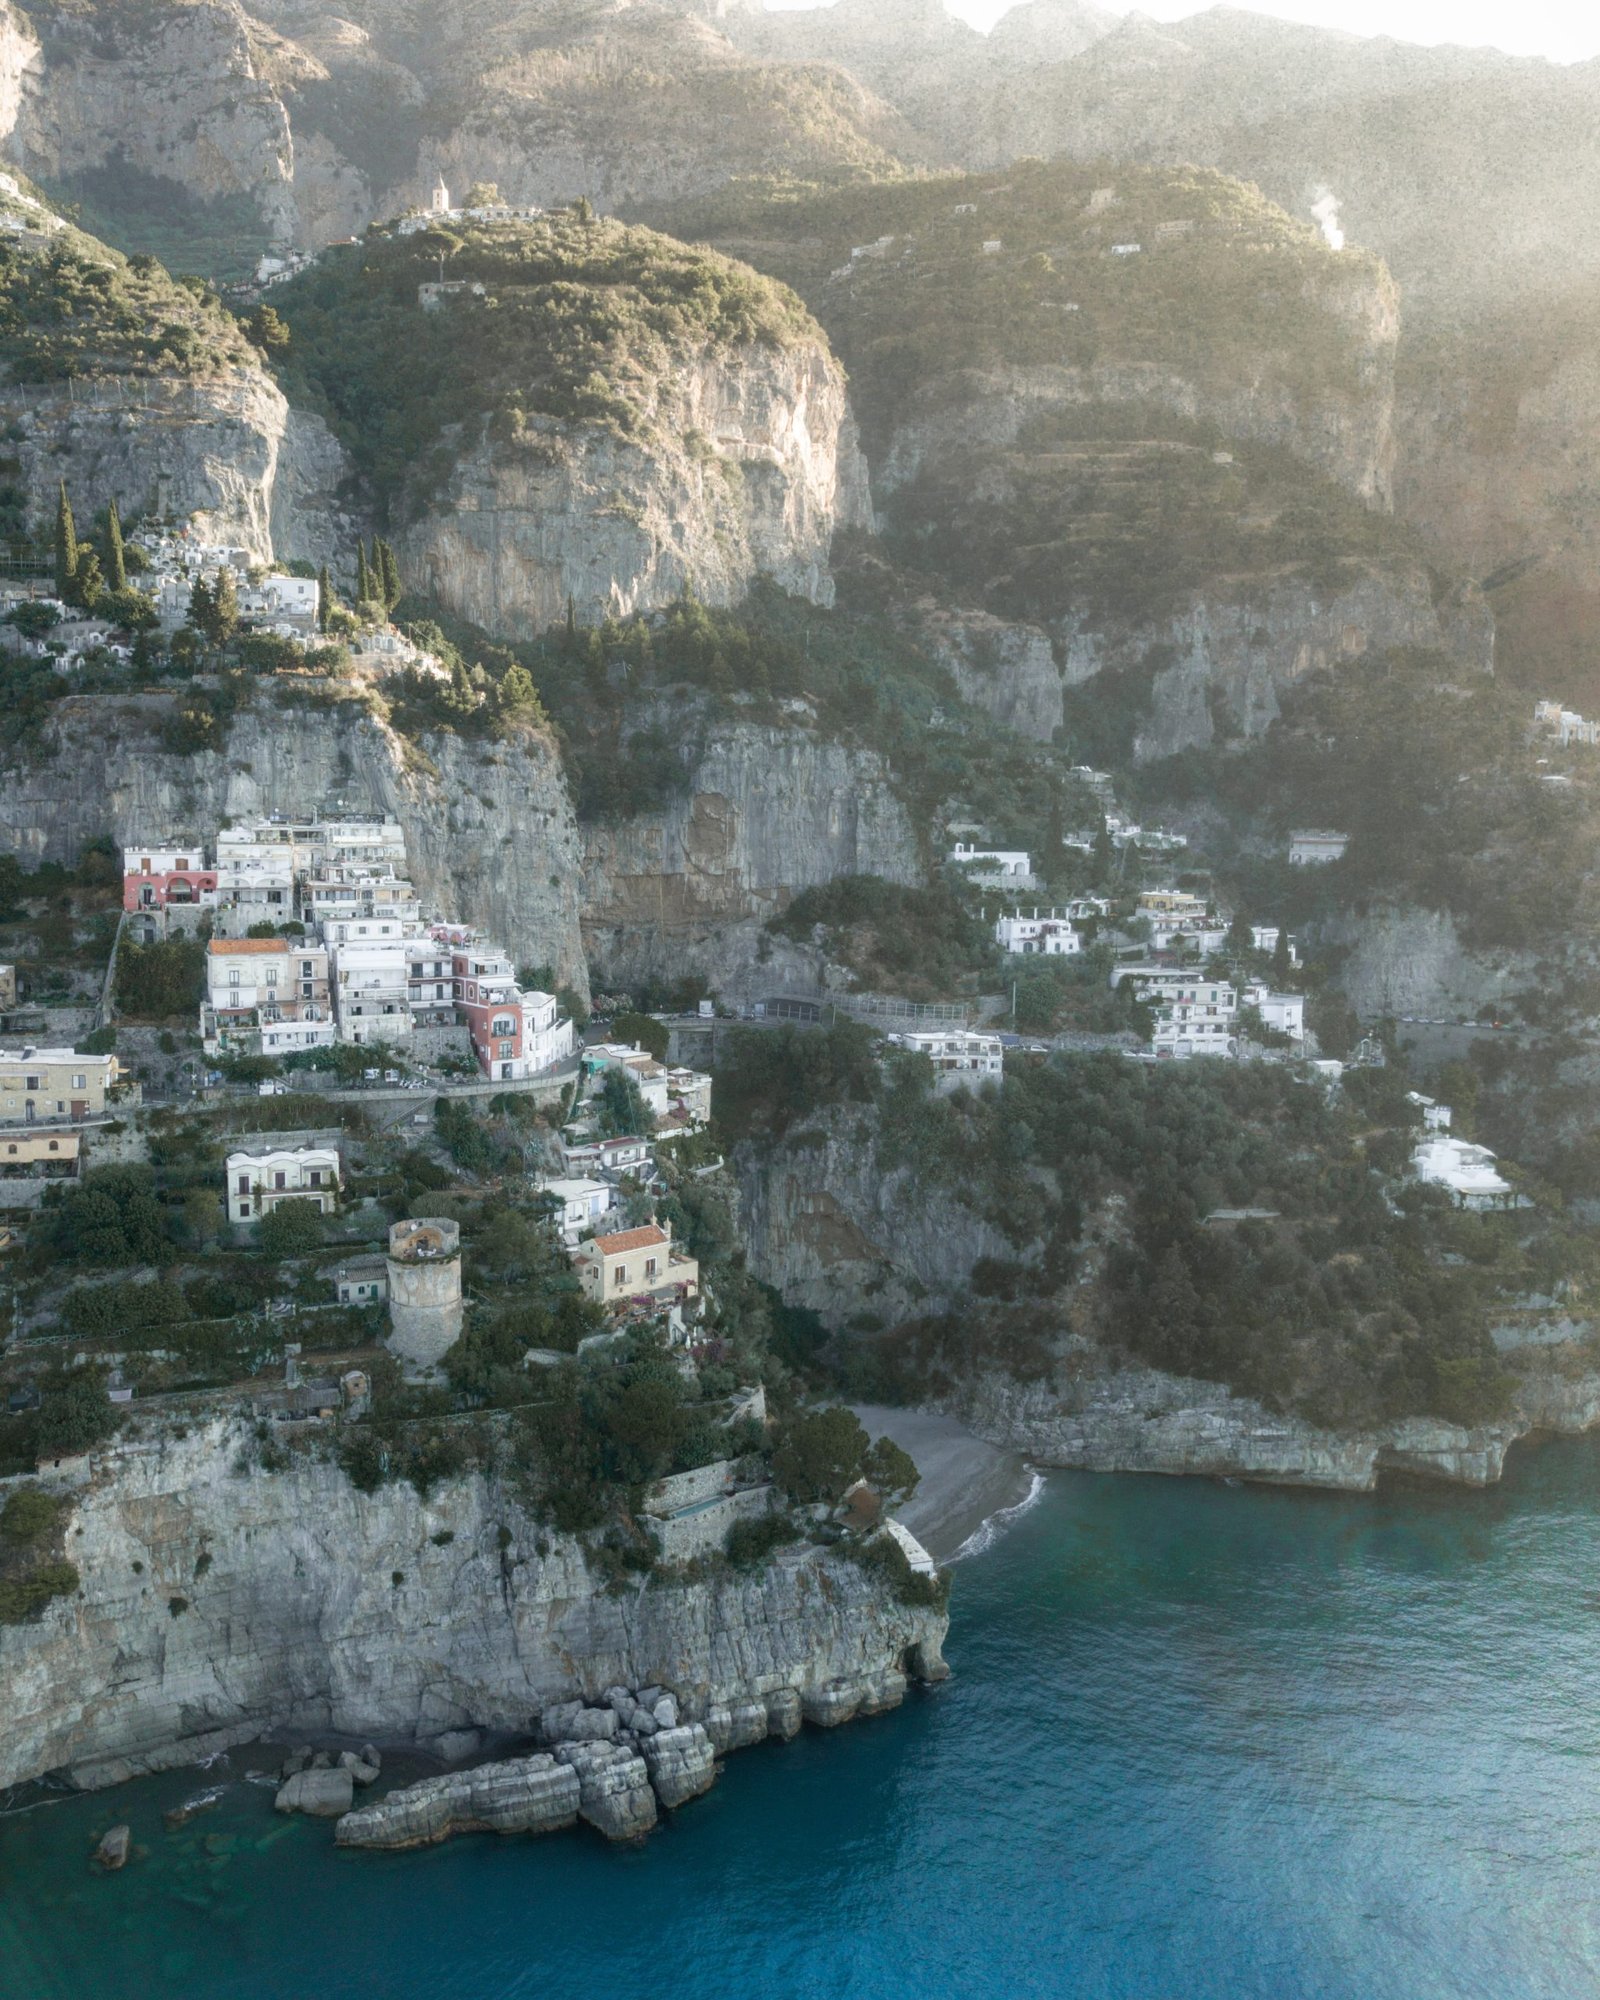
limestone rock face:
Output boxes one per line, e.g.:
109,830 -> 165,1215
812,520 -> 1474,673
0,371 -> 294,565
0,1417 -> 948,1791
335,1756 -> 581,1850
0,0 -> 297,250
912,604 -> 1064,743
1322,904 -> 1527,1023
735,1108 -> 1024,1328
873,282 -> 1399,514
554,1741 -> 659,1840
1066,565 -> 1494,764
0,694 -> 588,994
580,716 -> 921,993
638,1723 -> 716,1808
397,343 -> 871,641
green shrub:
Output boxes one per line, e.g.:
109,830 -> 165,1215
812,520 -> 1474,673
0,1487 -> 62,1546
0,1560 -> 79,1625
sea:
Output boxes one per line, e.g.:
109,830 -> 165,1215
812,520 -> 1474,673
7,1437 -> 1600,2000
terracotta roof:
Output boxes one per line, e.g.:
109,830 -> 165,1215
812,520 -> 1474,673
587,1224 -> 668,1256
209,938 -> 286,956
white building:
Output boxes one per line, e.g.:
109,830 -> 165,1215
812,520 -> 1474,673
1240,984 -> 1306,1040
665,1066 -> 713,1129
995,911 -> 1083,956
1249,925 -> 1298,966
1121,970 -> 1238,1058
562,1134 -> 655,1179
889,1028 -> 1005,1093
1411,1136 -> 1521,1211
539,1176 -> 617,1246
225,1145 -> 341,1224
950,843 -> 1036,889
1289,830 -> 1349,866
1407,1092 -> 1452,1133
584,1044 -> 671,1118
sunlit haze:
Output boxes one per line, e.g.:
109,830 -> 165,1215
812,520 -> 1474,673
766,0 -> 1600,63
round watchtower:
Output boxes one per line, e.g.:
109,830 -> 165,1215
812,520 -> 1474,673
384,1217 -> 463,1372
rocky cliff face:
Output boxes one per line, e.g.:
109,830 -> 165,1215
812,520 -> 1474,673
1,371 -> 297,565
1321,903 -> 1529,1022
0,0 -> 296,249
0,1416 -> 947,1791
399,343 -> 870,641
0,693 -> 589,991
581,715 -> 921,992
1093,564 -> 1492,763
948,1347 -> 1600,1492
904,560 -> 1490,756
876,343 -> 1398,516
735,1109 -> 1022,1326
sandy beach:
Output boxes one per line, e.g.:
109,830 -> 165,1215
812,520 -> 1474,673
851,1404 -> 1039,1565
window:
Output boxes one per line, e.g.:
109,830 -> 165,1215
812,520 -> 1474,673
72,1074 -> 85,1090
229,970 -> 241,988
238,1174 -> 250,1195
614,1265 -> 628,1287
644,1258 -> 658,1279
25,1075 -> 38,1091
266,968 -> 279,986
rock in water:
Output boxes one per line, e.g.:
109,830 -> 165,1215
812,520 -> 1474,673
95,1825 -> 130,1871
765,1688 -> 802,1740
640,1725 -> 717,1809
275,1767 -> 354,1817
801,1680 -> 865,1727
434,1729 -> 481,1765
335,1756 -> 580,1850
553,1741 -> 658,1840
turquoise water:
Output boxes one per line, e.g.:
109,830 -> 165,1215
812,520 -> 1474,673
9,1441 -> 1600,2000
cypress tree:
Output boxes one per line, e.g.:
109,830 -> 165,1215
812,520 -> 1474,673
1272,928 -> 1292,987
188,574 -> 215,640
103,498 -> 126,593
377,538 -> 401,610
317,564 -> 332,634
356,542 -> 373,604
211,566 -> 239,642
54,480 -> 78,601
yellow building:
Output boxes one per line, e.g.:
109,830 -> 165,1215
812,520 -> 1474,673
0,1048 -> 120,1123
573,1222 -> 699,1311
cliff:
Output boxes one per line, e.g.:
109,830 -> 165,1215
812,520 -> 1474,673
0,1416 -> 948,1792
0,0 -> 296,255
947,1348 -> 1600,1493
734,1108 -> 1020,1326
581,716 -> 921,992
400,342 -> 870,639
905,561 -> 1491,756
2,372 -> 293,566
0,691 -> 589,992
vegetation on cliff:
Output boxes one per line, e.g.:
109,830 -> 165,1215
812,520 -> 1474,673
725,1026 -> 1600,1432
0,177 -> 254,382
674,160 -> 1390,459
272,210 -> 820,522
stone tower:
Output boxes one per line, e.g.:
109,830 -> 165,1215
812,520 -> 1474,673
385,1217 -> 463,1372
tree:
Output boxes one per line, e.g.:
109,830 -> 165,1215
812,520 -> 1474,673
53,480 -> 78,599
103,499 -> 127,593
210,566 -> 239,643
376,538 -> 401,610
864,1436 -> 920,1506
187,574 -> 215,637
33,1369 -> 117,1459
465,180 -> 501,209
182,1189 -> 223,1246
356,542 -> 374,605
258,1199 -> 325,1259
773,1405 -> 869,1505
73,548 -> 103,612
247,303 -> 290,354
611,1011 -> 669,1062
316,564 -> 332,633
1272,928 -> 1292,987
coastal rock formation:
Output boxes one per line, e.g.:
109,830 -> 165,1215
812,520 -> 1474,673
581,717 -> 921,992
948,1350 -> 1600,1493
638,1723 -> 717,1807
398,343 -> 871,641
554,1740 -> 659,1839
336,1756 -> 581,1850
0,1417 -> 947,1793
0,692 -> 588,993
275,1766 -> 354,1817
